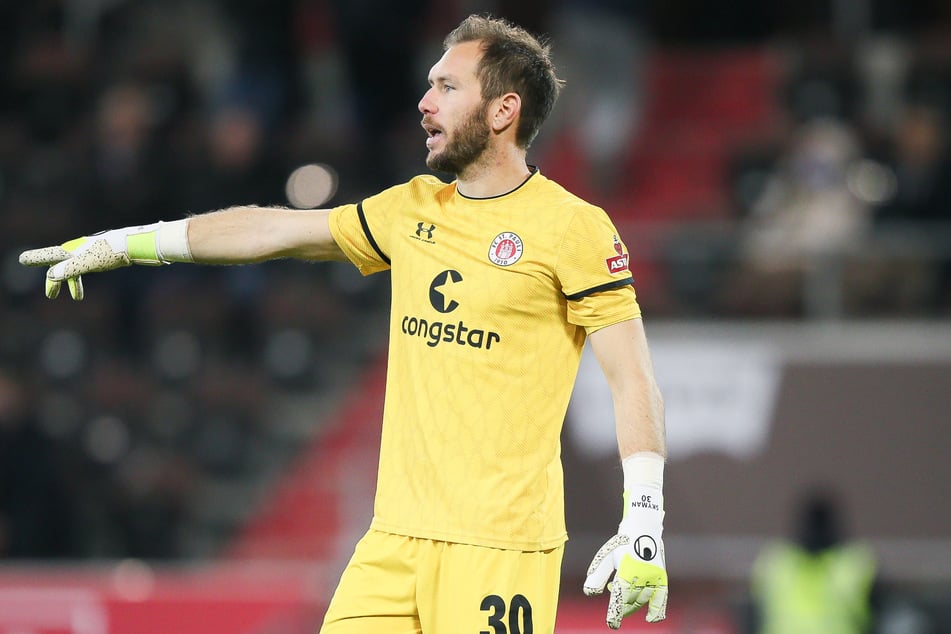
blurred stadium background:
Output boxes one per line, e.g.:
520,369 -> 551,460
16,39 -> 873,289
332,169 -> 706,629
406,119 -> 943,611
1,0 -> 949,632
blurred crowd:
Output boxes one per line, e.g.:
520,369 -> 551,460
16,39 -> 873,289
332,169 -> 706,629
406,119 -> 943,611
714,32 -> 951,318
0,0 -> 394,560
0,0 -> 950,561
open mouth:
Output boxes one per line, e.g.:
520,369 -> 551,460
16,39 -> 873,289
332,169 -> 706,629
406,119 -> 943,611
422,121 -> 444,148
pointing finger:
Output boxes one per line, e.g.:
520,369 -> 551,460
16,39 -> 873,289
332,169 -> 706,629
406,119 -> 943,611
19,246 -> 72,267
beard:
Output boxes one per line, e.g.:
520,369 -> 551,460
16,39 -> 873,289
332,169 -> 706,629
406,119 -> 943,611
426,101 -> 491,176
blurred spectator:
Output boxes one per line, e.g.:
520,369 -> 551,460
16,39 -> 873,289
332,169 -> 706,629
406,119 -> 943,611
860,102 -> 951,313
539,0 -> 651,199
721,118 -> 872,316
748,490 -> 879,634
327,0 -> 430,190
182,103 -> 287,212
783,37 -> 862,125
112,446 -> 194,559
4,2 -> 93,147
215,0 -> 303,129
81,82 -> 177,228
873,102 -> 951,224
0,367 -> 77,558
854,37 -> 912,137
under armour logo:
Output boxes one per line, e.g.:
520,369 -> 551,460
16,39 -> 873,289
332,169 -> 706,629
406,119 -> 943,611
416,222 -> 436,240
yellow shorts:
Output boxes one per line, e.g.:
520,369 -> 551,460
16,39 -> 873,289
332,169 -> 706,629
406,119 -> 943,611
320,529 -> 564,634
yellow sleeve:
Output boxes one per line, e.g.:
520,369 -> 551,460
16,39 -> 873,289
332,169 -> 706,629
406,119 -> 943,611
329,203 -> 390,275
328,184 -> 409,275
555,207 -> 641,328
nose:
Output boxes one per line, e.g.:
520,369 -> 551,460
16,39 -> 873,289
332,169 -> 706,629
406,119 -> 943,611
418,88 -> 436,115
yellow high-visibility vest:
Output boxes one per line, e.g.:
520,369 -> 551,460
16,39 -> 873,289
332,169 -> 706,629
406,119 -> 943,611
752,542 -> 876,634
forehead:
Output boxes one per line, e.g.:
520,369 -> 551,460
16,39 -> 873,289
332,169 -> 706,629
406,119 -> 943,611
429,40 -> 483,83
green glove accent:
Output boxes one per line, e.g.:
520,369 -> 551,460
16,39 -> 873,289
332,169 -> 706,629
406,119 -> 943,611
126,231 -> 162,263
20,225 -> 166,300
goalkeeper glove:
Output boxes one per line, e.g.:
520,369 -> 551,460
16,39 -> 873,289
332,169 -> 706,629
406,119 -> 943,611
18,220 -> 192,300
585,452 -> 668,629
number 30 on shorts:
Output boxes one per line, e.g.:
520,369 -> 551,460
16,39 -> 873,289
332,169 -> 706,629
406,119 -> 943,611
480,594 -> 533,634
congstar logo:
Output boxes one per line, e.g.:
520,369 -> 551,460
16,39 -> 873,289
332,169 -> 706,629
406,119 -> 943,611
400,270 -> 501,350
429,269 -> 461,313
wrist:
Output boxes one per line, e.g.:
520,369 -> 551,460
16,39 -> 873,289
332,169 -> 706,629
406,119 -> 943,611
622,452 -> 664,491
621,452 -> 665,526
123,220 -> 192,264
156,219 -> 192,263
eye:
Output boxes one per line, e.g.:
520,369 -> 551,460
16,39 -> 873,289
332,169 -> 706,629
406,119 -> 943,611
442,84 -> 455,92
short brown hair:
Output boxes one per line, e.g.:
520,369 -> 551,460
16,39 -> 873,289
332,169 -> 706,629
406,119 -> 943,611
445,15 -> 564,148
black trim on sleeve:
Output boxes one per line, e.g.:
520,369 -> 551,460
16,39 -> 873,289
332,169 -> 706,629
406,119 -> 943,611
563,277 -> 633,301
357,202 -> 390,265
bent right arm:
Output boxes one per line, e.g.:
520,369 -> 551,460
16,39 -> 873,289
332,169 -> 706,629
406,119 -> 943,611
187,206 -> 348,263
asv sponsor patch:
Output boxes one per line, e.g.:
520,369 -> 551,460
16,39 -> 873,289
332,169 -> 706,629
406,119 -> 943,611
606,234 -> 630,273
606,253 -> 629,273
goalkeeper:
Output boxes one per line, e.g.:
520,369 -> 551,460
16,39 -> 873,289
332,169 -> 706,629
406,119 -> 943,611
21,15 -> 668,633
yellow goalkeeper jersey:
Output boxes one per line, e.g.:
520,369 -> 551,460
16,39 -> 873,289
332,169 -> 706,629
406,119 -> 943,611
329,170 -> 640,550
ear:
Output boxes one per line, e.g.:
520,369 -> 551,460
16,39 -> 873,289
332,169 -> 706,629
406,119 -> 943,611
490,92 -> 521,134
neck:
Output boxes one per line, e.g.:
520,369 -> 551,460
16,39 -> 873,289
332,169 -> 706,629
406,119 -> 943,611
455,144 -> 531,198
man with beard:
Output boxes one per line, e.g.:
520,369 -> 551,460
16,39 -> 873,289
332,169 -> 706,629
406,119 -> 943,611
21,15 -> 668,633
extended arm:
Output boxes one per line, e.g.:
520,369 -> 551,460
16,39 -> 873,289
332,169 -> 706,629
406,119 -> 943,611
186,206 -> 346,263
19,206 -> 347,299
584,317 -> 668,629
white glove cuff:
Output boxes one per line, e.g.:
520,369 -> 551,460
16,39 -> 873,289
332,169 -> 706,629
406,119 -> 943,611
156,219 -> 193,263
622,452 -> 665,491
